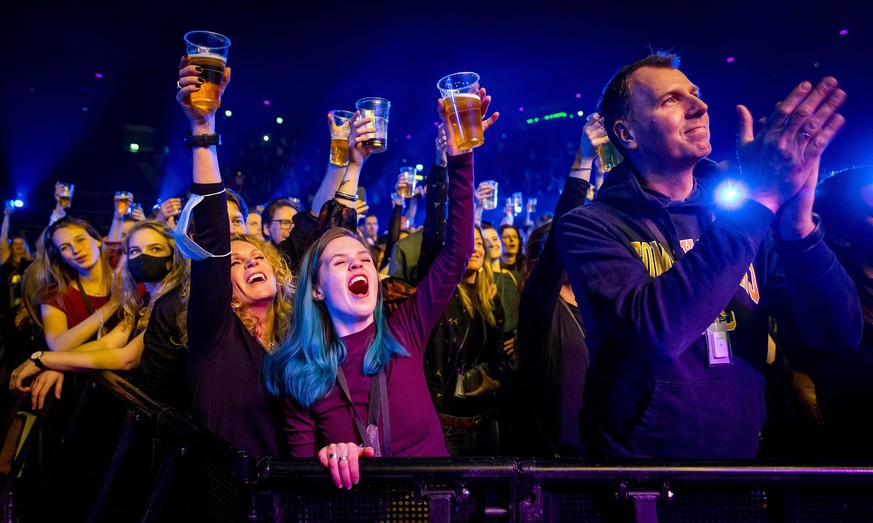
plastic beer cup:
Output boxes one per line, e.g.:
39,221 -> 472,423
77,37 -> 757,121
184,31 -> 231,111
437,72 -> 484,150
328,110 -> 355,167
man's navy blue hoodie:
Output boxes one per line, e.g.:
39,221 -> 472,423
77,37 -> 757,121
556,159 -> 862,459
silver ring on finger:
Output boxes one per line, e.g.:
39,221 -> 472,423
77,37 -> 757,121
328,453 -> 338,460
176,81 -> 182,90
799,129 -> 811,139
337,455 -> 348,462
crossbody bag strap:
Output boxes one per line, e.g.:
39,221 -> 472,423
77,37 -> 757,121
74,277 -> 96,315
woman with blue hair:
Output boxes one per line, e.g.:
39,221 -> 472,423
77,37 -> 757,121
264,91 -> 499,489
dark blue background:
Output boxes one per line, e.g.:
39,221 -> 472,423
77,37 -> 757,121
2,1 -> 871,241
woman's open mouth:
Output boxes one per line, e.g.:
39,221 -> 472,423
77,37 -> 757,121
348,275 -> 369,296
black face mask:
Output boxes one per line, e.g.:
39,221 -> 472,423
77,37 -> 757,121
127,254 -> 172,283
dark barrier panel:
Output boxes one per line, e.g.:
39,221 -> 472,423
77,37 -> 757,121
5,371 -> 873,522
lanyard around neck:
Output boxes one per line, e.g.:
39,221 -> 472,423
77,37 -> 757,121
335,366 -> 392,458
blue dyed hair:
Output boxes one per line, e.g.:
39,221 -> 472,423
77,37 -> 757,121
263,227 -> 408,407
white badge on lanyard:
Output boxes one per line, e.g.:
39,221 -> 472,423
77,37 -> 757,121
705,312 -> 733,366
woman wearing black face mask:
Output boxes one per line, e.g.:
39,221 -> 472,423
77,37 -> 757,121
9,220 -> 188,408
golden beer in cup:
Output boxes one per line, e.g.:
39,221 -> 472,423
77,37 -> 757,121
437,72 -> 484,150
329,110 -> 355,167
355,97 -> 391,153
56,182 -> 74,209
596,142 -> 623,173
397,167 -> 418,198
115,191 -> 133,215
184,31 -> 231,112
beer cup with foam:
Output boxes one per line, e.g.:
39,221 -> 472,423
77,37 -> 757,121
437,72 -> 484,150
328,110 -> 355,167
115,191 -> 133,216
184,31 -> 231,112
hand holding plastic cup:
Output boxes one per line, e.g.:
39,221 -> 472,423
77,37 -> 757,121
328,110 -> 355,167
479,180 -> 498,210
355,97 -> 391,153
56,182 -> 75,209
586,113 -> 623,172
183,30 -> 231,111
512,192 -> 523,215
437,72 -> 484,150
397,166 -> 418,198
115,191 -> 134,216
597,142 -> 623,173
526,197 -> 538,213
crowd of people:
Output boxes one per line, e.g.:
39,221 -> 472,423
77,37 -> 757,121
1,49 -> 871,502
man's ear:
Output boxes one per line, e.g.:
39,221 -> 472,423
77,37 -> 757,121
614,120 -> 637,152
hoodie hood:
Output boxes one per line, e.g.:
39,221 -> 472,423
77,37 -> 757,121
596,158 -> 724,216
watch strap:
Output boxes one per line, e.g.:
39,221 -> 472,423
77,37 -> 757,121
184,133 -> 221,149
31,351 -> 47,370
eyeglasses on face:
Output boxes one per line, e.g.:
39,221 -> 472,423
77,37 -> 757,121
271,219 -> 293,229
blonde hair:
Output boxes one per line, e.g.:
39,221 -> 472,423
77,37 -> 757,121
231,234 -> 295,344
120,220 -> 189,333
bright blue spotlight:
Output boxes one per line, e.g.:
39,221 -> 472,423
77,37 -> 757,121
14,199 -> 23,207
715,180 -> 745,208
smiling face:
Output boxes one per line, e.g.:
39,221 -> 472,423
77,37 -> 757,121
230,239 -> 277,308
617,66 -> 711,170
482,227 -> 502,261
313,235 -> 379,336
466,228 -> 486,275
51,225 -> 101,274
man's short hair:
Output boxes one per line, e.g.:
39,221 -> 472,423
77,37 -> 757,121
225,187 -> 249,218
597,51 -> 681,156
261,197 -> 295,224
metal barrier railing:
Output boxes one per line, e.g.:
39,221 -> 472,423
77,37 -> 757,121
5,371 -> 873,522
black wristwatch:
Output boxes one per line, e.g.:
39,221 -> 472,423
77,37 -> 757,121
30,351 -> 47,370
184,133 -> 221,149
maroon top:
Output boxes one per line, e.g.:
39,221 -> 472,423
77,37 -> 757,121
281,153 -> 475,457
47,286 -> 110,328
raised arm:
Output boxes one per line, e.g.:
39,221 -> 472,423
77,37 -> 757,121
417,129 -> 450,282
392,88 -> 499,348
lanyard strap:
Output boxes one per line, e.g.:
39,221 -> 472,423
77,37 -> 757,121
335,367 -> 392,458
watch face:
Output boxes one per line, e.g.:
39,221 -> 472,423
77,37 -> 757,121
32,351 -> 43,360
